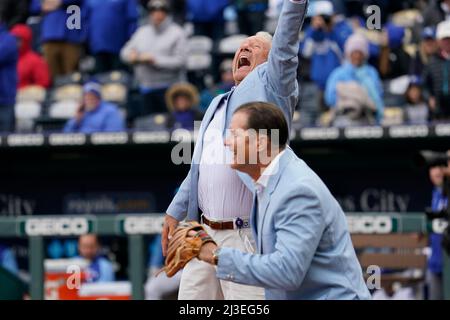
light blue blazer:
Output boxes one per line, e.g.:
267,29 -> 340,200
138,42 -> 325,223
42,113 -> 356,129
167,0 -> 309,222
216,149 -> 372,300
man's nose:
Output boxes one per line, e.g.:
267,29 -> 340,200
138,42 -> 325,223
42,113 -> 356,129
240,43 -> 251,52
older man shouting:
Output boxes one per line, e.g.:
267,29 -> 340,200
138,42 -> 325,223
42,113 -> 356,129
162,0 -> 309,300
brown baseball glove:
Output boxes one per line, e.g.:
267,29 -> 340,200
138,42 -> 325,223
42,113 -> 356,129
162,221 -> 216,277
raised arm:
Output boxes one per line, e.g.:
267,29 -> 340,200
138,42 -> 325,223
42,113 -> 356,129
266,0 -> 309,96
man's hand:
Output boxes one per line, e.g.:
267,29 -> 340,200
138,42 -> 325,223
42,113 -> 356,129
162,222 -> 216,277
429,97 -> 436,112
139,53 -> 155,65
161,214 -> 179,256
198,242 -> 218,265
75,104 -> 85,123
128,49 -> 139,64
187,230 -> 217,265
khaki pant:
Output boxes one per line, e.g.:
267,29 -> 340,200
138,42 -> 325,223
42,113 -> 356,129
42,42 -> 81,79
178,224 -> 265,300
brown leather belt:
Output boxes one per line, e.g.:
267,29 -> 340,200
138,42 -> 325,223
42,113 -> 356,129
201,215 -> 249,230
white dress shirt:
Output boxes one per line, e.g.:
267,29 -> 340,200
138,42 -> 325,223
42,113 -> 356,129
198,100 -> 253,221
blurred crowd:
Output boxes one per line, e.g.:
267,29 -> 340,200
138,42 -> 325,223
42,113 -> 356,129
0,0 -> 449,133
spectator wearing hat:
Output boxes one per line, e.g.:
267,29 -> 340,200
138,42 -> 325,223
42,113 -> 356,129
0,21 -> 18,132
404,77 -> 429,125
325,33 -> 384,126
300,0 -> 353,112
410,27 -> 438,77
10,24 -> 51,89
29,0 -> 87,79
186,0 -> 229,42
85,0 -> 138,74
76,234 -> 115,283
121,0 -> 187,115
427,165 -> 448,300
140,0 -> 186,25
63,82 -> 125,133
424,20 -> 450,121
379,23 -> 411,80
165,83 -> 203,130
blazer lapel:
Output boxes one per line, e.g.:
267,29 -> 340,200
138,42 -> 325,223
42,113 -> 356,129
250,192 -> 259,246
192,92 -> 228,165
256,149 -> 296,253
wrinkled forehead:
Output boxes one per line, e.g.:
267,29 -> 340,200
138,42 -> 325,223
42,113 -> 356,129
240,36 -> 270,48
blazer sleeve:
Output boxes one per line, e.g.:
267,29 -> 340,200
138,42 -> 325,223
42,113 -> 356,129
216,184 -> 325,290
265,0 -> 308,97
166,169 -> 191,221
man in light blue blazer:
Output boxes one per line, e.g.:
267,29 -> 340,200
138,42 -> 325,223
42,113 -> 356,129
196,102 -> 372,300
162,0 -> 310,299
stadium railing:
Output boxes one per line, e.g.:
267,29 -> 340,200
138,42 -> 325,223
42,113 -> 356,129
0,213 -> 449,300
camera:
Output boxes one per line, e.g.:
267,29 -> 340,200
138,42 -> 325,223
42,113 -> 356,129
417,151 -> 450,255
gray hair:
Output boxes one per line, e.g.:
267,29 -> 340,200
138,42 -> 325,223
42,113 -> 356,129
255,31 -> 273,44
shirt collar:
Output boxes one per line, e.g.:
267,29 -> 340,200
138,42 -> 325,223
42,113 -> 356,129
255,149 -> 286,190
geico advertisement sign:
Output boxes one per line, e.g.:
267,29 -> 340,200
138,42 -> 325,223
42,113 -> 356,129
122,216 -> 164,235
347,216 -> 393,234
24,217 -> 90,236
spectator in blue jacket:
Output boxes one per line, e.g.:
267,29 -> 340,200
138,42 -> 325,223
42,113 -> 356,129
427,165 -> 448,300
379,22 -> 411,80
187,0 -> 229,42
0,244 -> 19,275
85,0 -> 138,73
325,33 -> 384,125
64,82 -> 125,133
29,0 -> 86,79
300,1 -> 353,110
77,234 -> 115,283
0,22 -> 18,133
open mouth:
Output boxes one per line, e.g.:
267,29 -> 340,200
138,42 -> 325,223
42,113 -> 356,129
238,56 -> 251,70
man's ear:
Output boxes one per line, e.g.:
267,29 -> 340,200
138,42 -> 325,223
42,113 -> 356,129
257,134 -> 269,153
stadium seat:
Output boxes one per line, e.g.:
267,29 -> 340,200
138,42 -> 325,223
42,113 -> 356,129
101,83 -> 128,105
383,80 -> 406,108
15,86 -> 46,132
48,100 -> 79,119
17,86 -> 47,104
352,233 -> 428,297
383,107 -> 405,126
134,113 -> 169,131
218,34 -> 249,55
187,36 -> 214,54
51,85 -> 83,104
53,72 -> 85,88
95,71 -> 132,105
15,101 -> 42,132
187,54 -> 212,72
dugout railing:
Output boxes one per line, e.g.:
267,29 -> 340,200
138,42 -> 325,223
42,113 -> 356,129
0,213 -> 449,300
